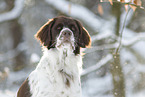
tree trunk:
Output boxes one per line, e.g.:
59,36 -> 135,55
110,2 -> 125,97
110,53 -> 125,97
10,19 -> 27,71
5,0 -> 26,71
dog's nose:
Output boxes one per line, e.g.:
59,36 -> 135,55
62,30 -> 72,38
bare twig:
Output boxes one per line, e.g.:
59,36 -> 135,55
121,2 -> 145,11
115,7 -> 131,54
101,1 -> 145,11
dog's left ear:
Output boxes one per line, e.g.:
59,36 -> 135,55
35,19 -> 55,49
75,20 -> 91,48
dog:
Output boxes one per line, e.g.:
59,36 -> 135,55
17,16 -> 91,97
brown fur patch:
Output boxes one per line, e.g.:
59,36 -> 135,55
17,78 -> 31,97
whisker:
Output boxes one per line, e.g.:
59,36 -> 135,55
49,41 -> 57,47
48,40 -> 56,42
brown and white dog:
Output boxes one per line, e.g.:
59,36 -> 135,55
17,16 -> 91,97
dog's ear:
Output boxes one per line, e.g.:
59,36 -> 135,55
35,19 -> 55,49
75,20 -> 91,48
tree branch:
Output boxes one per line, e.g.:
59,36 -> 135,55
0,42 -> 28,62
121,32 -> 145,47
81,54 -> 113,76
115,7 -> 131,54
101,0 -> 145,11
121,2 -> 145,11
86,32 -> 145,53
91,32 -> 117,44
0,0 -> 24,23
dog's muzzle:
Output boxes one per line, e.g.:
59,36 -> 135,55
56,28 -> 75,49
59,28 -> 73,42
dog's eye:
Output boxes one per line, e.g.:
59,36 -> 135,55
70,25 -> 76,31
57,26 -> 62,30
56,24 -> 63,30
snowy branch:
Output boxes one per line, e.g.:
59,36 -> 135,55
0,42 -> 28,62
45,0 -> 105,32
91,32 -> 117,43
86,32 -> 145,53
85,43 -> 118,53
81,54 -> 113,76
0,49 -> 19,62
0,0 -> 24,23
121,32 -> 145,47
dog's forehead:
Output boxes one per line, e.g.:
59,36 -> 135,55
55,17 -> 76,25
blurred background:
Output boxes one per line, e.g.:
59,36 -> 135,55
0,0 -> 145,97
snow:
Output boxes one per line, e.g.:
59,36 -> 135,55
82,74 -> 113,97
81,54 -> 113,76
0,0 -> 24,23
91,31 -> 117,44
0,42 -> 28,62
127,91 -> 145,97
132,41 -> 145,59
30,53 -> 40,63
0,90 -> 15,97
121,30 -> 145,47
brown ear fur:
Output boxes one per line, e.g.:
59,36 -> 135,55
35,19 -> 55,49
75,20 -> 91,48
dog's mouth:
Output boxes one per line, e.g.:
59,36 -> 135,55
56,39 -> 75,50
62,37 -> 73,44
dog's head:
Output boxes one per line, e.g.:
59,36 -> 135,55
35,16 -> 91,55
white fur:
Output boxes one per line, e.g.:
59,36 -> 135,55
28,44 -> 82,97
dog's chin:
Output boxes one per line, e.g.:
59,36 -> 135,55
56,40 -> 75,51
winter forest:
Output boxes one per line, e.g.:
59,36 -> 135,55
0,0 -> 145,97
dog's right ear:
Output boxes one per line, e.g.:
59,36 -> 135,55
35,19 -> 55,49
74,20 -> 91,48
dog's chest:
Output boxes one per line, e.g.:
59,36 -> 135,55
28,49 -> 82,97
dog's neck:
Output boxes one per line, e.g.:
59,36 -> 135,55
36,47 -> 82,75
57,44 -> 75,67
